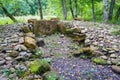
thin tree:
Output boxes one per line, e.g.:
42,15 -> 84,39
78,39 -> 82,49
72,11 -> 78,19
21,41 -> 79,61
74,0 -> 78,18
69,0 -> 74,19
108,0 -> 115,20
103,0 -> 109,23
91,0 -> 96,22
0,3 -> 17,22
61,0 -> 67,20
38,0 -> 43,19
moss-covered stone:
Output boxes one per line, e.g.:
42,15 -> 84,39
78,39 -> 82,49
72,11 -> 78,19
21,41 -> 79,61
73,47 -> 95,58
92,57 -> 107,65
43,71 -> 63,80
30,59 -> 51,74
65,28 -> 81,35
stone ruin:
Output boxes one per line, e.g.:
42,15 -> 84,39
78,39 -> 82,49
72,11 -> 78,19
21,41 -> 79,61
21,18 -> 86,49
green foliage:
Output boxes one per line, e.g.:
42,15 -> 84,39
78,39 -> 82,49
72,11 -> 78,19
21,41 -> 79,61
0,0 -> 120,24
35,48 -> 44,58
1,68 -> 12,76
15,67 -> 26,78
2,67 -> 26,78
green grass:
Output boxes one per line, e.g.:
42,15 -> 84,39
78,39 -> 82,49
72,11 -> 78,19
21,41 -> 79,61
0,15 -> 56,25
111,26 -> 120,36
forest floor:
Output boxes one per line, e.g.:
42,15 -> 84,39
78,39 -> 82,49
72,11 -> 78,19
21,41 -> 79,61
0,21 -> 120,80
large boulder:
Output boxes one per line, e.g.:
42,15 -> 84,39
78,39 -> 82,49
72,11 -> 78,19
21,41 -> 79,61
24,37 -> 37,49
34,20 -> 58,35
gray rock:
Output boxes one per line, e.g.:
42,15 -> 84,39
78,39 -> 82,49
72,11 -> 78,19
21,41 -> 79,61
20,45 -> 27,51
108,50 -> 115,54
14,45 -> 27,51
5,57 -> 12,61
19,37 -> 24,44
9,51 -> 19,58
0,75 -> 7,80
111,59 -> 118,65
107,60 -> 112,65
110,54 -> 117,58
19,51 -> 27,56
100,56 -> 108,60
15,56 -> 25,61
0,60 -> 6,66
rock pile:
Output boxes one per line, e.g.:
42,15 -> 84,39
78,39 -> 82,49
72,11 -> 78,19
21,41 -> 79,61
72,21 -> 120,66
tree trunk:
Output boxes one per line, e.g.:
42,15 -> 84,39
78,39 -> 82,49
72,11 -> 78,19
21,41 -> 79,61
103,0 -> 109,23
91,0 -> 96,22
0,3 -> 17,22
69,0 -> 74,19
74,0 -> 78,18
38,0 -> 43,20
61,0 -> 67,20
108,0 -> 115,20
115,7 -> 120,21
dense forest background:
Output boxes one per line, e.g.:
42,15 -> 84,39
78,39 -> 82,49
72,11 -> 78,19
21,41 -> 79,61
0,0 -> 120,24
